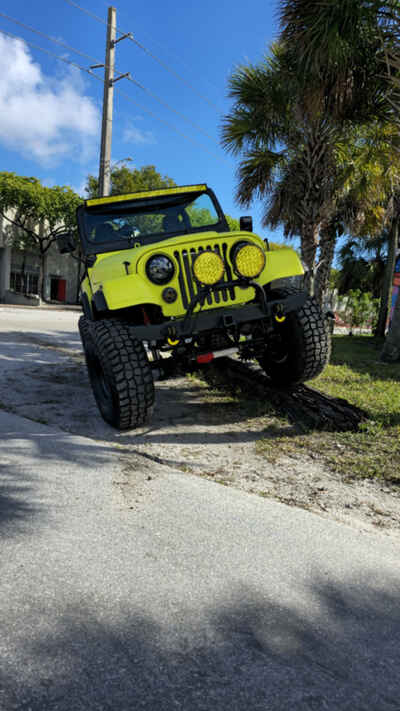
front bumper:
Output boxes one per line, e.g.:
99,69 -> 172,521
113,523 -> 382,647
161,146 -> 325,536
127,289 -> 307,342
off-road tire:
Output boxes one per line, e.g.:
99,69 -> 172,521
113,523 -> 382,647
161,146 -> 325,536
79,316 -> 154,430
258,288 -> 331,386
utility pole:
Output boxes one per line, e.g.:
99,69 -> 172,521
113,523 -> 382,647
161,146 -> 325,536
98,6 -> 116,198
96,8 -> 131,197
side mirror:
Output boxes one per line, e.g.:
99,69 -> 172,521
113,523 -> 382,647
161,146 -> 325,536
57,232 -> 76,254
240,216 -> 253,232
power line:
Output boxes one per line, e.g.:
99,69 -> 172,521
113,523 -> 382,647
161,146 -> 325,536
0,27 -> 95,77
115,86 -> 227,164
0,11 -> 96,63
60,0 -> 221,111
62,0 -> 107,28
0,27 -> 229,165
101,0 -> 222,99
128,36 -> 220,111
127,76 -> 216,142
0,11 -> 218,145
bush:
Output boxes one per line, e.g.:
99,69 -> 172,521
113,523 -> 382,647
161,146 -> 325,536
337,289 -> 379,334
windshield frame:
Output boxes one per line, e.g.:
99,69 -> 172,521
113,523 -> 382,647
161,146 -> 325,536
76,187 -> 229,256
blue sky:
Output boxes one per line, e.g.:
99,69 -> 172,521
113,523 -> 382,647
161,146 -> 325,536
0,0 -> 287,242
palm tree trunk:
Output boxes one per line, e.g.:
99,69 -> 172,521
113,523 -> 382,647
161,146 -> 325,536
380,280 -> 400,362
301,224 -> 319,295
314,226 -> 336,307
375,218 -> 398,337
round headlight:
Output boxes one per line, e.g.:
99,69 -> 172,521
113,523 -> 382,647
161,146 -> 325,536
232,242 -> 266,278
146,254 -> 175,285
193,251 -> 225,286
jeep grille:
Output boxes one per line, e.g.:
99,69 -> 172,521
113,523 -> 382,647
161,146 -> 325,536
173,243 -> 236,308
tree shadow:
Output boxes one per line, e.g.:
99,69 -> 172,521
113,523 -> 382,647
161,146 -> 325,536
0,425 -> 127,536
0,327 -> 374,457
0,473 -> 38,537
0,329 -> 82,354
1,576 -> 399,709
0,328 -> 291,449
330,335 -> 400,383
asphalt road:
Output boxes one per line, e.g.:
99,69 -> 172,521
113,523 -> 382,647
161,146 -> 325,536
1,307 -> 400,710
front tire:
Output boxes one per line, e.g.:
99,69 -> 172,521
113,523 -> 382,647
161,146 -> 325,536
79,316 -> 154,430
258,289 -> 331,386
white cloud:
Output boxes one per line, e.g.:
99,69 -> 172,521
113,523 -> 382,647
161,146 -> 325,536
123,124 -> 155,145
0,35 -> 100,165
42,177 -> 56,187
68,177 -> 90,197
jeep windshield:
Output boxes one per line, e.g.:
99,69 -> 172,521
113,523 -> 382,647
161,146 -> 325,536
78,189 -> 227,255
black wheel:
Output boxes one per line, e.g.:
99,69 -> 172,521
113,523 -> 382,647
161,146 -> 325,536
78,316 -> 154,430
258,288 -> 331,386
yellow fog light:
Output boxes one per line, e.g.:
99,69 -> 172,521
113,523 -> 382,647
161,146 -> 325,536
193,251 -> 225,285
234,243 -> 266,278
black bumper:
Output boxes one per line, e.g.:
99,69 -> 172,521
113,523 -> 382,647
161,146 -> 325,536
127,291 -> 307,342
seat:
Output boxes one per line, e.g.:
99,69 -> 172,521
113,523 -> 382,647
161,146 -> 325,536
94,223 -> 115,242
162,214 -> 182,233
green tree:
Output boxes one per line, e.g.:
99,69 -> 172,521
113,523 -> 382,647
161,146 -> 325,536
337,235 -> 386,297
279,0 -> 400,351
329,123 -> 400,333
221,43 -> 360,302
86,164 -> 176,198
337,289 -> 379,334
280,0 -> 400,121
225,215 -> 240,232
374,207 -> 400,336
330,268 -> 341,291
0,172 -> 82,300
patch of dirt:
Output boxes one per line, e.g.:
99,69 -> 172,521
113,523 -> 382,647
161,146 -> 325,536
1,338 -> 400,539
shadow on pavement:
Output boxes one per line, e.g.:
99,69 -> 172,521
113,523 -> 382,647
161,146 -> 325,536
0,328 -> 291,450
0,428 -> 119,536
0,470 -> 38,538
1,577 -> 399,710
0,329 -> 82,352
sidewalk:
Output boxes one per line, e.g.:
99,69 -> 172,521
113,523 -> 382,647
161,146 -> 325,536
1,407 -> 400,710
0,301 -> 81,312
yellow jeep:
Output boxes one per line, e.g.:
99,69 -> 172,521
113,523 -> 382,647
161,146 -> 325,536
58,184 -> 330,429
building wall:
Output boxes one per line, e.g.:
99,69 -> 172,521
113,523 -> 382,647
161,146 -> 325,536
9,246 -> 80,303
0,211 -> 80,304
44,245 -> 81,303
0,247 -> 11,296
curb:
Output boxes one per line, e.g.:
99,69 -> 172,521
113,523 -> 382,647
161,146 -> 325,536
0,303 -> 81,312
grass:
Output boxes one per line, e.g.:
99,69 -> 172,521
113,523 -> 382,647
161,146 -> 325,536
256,335 -> 400,483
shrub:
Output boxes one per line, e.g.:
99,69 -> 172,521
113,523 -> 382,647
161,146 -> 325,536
337,289 -> 379,334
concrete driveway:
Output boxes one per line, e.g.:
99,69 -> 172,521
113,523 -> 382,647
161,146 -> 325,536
1,307 -> 400,710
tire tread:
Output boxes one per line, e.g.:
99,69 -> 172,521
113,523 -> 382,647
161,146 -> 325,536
79,316 -> 154,430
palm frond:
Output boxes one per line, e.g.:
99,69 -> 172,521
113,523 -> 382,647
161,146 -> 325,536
235,149 -> 285,207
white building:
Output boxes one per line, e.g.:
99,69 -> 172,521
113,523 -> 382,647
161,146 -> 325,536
0,214 -> 80,305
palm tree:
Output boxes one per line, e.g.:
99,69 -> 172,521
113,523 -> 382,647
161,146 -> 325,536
222,44 -> 400,306
336,233 -> 387,297
279,0 -> 400,354
332,123 -> 400,330
222,44 -> 350,300
280,0 -> 400,121
374,200 -> 400,336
